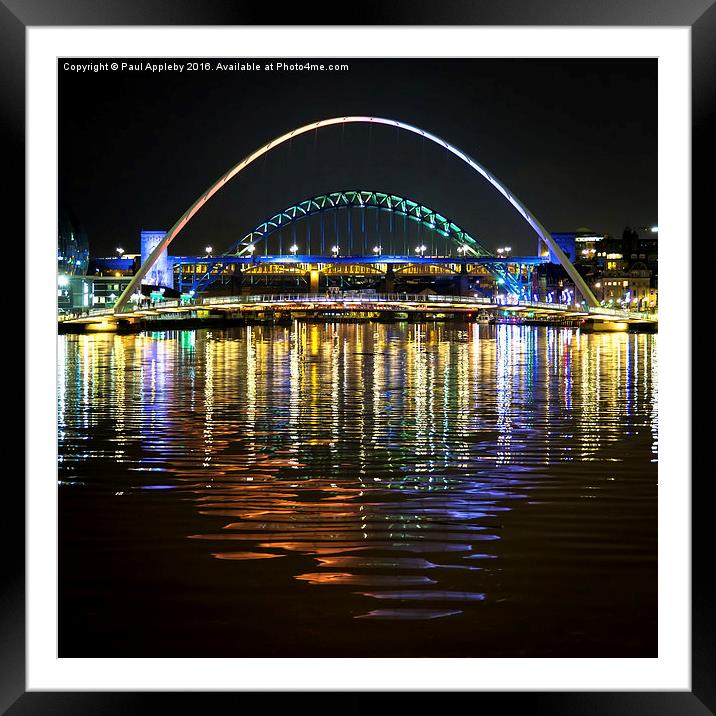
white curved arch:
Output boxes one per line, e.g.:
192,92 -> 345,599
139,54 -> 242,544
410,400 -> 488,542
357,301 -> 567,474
115,117 -> 598,311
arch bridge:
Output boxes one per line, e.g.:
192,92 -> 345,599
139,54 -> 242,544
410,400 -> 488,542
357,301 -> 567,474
115,116 -> 599,312
233,190 -> 492,257
174,190 -> 544,297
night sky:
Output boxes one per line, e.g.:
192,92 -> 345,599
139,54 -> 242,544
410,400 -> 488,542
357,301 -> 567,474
59,58 -> 657,258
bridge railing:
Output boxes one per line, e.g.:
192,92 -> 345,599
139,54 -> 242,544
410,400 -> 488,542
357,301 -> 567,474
197,294 -> 656,321
66,292 -> 657,322
586,306 -> 656,321
58,306 -> 116,321
200,293 -> 496,306
516,300 -> 569,311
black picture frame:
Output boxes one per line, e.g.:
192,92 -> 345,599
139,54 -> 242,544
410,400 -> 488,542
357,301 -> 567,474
5,1 -> 706,712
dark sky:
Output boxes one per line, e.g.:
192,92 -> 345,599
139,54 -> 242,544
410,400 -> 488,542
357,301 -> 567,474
59,58 -> 656,258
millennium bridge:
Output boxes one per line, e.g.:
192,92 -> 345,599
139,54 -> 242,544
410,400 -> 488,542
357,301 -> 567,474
62,116 -> 656,331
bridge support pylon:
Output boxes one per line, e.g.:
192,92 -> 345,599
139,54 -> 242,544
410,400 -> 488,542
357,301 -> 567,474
458,262 -> 470,297
382,265 -> 395,293
308,268 -> 321,293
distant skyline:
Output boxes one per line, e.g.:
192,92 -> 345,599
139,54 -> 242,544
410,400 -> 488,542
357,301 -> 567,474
59,58 -> 657,258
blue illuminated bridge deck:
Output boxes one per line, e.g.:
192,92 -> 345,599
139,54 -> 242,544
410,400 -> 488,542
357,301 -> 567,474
172,254 -> 551,297
172,255 -> 550,266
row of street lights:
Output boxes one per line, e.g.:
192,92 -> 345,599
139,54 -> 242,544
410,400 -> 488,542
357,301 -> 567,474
114,243 -> 485,259
116,245 -> 216,258
236,244 -> 475,257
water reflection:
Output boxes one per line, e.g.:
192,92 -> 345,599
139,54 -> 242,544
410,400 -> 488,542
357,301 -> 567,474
58,323 -> 658,624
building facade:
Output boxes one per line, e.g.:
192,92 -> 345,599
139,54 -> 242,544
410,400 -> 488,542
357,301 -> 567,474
58,206 -> 89,278
140,230 -> 172,287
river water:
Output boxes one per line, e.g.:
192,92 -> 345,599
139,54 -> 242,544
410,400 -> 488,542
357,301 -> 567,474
58,322 -> 657,657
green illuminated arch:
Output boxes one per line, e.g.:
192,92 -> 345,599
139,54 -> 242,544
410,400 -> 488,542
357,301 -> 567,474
233,190 -> 492,257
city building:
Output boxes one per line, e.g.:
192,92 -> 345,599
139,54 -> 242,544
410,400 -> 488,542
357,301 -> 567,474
89,254 -> 140,277
532,226 -> 657,310
57,209 -> 136,313
58,206 -> 90,277
58,274 -> 133,313
592,269 -> 657,311
589,227 -> 658,310
531,262 -> 578,304
548,232 -> 577,263
141,230 -> 175,288
540,229 -> 607,266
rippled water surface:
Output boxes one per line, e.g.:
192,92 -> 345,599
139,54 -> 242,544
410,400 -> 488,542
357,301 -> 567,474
59,323 -> 657,656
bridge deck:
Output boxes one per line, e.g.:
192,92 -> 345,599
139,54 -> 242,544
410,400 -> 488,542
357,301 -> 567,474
172,254 -> 549,266
59,293 -> 656,324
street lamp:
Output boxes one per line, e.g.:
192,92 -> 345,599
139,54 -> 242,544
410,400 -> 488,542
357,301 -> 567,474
373,246 -> 382,255
457,245 -> 468,256
116,247 -> 124,257
205,246 -> 213,255
331,245 -> 340,257
289,244 -> 299,256
415,244 -> 427,257
504,246 -> 512,256
246,244 -> 255,254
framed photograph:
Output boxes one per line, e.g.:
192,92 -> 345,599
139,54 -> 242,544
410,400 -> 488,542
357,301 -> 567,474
7,0 -> 706,711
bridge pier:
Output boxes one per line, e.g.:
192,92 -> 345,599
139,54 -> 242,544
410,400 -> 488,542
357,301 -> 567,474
382,265 -> 395,293
376,310 -> 408,323
581,318 -> 657,333
115,317 -> 141,333
408,311 -> 429,323
307,268 -> 321,293
458,262 -> 470,297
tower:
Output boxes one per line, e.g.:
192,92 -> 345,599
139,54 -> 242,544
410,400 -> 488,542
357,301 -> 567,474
140,230 -> 169,287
